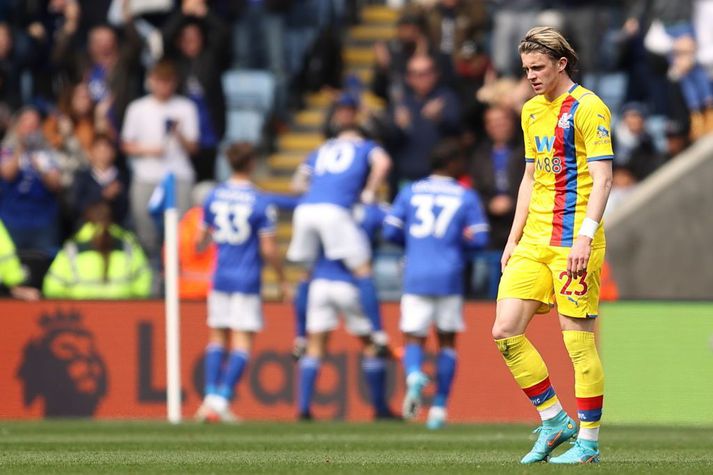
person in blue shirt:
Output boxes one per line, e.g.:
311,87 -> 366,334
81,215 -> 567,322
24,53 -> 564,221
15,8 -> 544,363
0,107 -> 62,257
383,138 -> 489,429
194,142 -> 287,423
296,202 -> 398,420
287,123 -> 392,358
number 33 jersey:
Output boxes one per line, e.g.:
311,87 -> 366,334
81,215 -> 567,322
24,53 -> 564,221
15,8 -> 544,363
521,83 -> 613,249
202,181 -> 277,294
384,176 -> 489,296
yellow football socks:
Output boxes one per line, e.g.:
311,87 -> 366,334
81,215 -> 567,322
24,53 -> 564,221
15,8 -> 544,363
496,334 -> 562,420
562,330 -> 604,441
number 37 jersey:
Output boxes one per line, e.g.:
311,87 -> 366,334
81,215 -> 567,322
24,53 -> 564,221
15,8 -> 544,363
384,176 -> 489,296
521,84 -> 613,249
202,181 -> 276,294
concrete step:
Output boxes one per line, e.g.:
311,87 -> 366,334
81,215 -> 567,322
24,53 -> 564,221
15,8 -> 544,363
349,24 -> 396,42
352,67 -> 374,85
362,5 -> 399,24
262,265 -> 305,284
344,46 -> 375,67
306,90 -> 385,110
268,152 -> 304,172
293,109 -> 325,129
256,177 -> 293,194
277,132 -> 323,152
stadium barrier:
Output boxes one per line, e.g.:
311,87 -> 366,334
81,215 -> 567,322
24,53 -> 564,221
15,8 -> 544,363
0,300 -> 579,422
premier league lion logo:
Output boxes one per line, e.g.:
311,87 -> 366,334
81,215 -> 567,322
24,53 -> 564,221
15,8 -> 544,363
16,310 -> 108,417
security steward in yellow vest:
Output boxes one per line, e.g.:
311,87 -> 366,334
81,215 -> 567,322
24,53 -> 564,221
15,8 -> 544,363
0,219 -> 40,300
43,201 -> 151,299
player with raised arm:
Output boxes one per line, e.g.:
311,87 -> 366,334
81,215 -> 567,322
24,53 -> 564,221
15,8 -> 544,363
287,121 -> 392,357
492,27 -> 613,463
296,202 -> 398,420
195,142 -> 287,422
383,139 -> 489,429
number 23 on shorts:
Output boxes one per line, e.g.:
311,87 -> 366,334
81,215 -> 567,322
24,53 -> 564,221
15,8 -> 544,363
558,271 -> 588,296
553,259 -> 603,318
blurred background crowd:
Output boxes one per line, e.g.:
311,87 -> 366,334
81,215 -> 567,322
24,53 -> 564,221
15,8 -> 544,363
1,0 -> 712,300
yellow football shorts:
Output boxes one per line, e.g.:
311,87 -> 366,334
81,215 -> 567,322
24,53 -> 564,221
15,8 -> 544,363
497,243 -> 605,318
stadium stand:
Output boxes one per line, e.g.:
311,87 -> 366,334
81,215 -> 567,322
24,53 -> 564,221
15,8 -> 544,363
1,0 -> 712,300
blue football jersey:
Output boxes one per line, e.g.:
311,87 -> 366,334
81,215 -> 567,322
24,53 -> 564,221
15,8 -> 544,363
311,203 -> 388,283
299,137 -> 382,208
202,181 -> 276,294
383,176 -> 489,296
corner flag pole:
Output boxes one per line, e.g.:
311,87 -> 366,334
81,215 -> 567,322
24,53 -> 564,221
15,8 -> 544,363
164,173 -> 181,423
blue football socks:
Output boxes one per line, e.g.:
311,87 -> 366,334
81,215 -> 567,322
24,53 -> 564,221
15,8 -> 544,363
203,343 -> 225,396
355,276 -> 383,332
403,343 -> 424,377
433,349 -> 457,408
216,350 -> 249,400
294,280 -> 309,339
362,356 -> 388,414
298,356 -> 321,415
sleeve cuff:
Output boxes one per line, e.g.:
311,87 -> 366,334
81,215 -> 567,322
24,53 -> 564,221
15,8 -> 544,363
587,155 -> 614,162
384,216 -> 403,228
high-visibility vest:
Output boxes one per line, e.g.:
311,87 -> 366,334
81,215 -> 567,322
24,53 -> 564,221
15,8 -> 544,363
0,219 -> 26,288
43,223 -> 152,299
178,207 -> 216,299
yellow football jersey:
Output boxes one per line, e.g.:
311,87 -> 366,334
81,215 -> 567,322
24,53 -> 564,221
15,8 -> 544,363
520,84 -> 613,249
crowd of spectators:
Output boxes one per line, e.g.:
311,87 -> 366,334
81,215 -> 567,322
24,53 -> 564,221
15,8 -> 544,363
1,0 -> 712,300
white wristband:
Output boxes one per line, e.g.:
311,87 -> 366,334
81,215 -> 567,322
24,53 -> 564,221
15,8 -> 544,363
578,217 -> 599,239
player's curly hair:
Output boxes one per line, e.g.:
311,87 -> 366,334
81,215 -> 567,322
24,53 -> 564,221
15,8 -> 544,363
518,26 -> 578,77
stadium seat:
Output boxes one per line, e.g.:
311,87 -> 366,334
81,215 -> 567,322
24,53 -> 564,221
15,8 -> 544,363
222,69 -> 276,114
584,72 -> 627,118
224,109 -> 265,143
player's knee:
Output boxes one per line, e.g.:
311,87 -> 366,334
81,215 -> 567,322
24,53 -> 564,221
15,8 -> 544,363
491,321 -> 519,341
436,331 -> 456,349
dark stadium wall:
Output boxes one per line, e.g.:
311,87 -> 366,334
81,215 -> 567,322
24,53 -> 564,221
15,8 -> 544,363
0,301 -> 577,422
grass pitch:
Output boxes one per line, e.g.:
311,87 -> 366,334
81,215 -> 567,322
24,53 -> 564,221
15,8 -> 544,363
1,421 -> 712,474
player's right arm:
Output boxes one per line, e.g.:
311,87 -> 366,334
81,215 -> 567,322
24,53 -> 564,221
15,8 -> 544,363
382,188 -> 408,246
502,104 -> 537,271
195,192 -> 214,253
501,161 -> 534,272
361,147 -> 392,204
290,151 -> 315,194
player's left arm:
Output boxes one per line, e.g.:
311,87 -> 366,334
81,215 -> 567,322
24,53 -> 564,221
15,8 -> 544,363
463,190 -> 490,249
259,204 -> 288,299
260,233 -> 287,300
568,98 -> 614,277
361,147 -> 392,204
